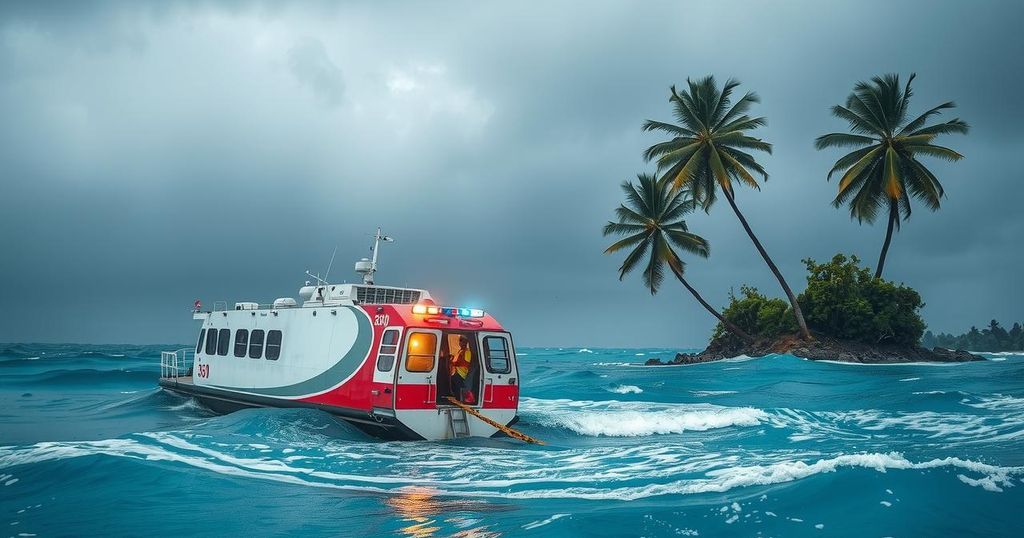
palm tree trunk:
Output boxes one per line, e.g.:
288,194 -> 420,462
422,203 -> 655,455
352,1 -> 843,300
722,188 -> 812,340
672,270 -> 755,343
875,200 -> 898,279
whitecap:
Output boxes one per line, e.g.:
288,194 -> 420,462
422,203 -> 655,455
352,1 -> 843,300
691,390 -> 738,397
522,513 -> 569,530
814,360 -> 965,367
607,385 -> 643,394
898,377 -> 920,382
578,348 -> 594,354
521,398 -> 766,437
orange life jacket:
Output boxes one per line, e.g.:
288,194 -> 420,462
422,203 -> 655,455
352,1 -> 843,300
450,348 -> 472,379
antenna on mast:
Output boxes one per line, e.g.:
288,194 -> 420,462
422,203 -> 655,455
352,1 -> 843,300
323,245 -> 338,283
355,227 -> 394,285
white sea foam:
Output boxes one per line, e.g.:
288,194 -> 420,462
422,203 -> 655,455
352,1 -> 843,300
814,360 -> 964,367
578,348 -> 594,354
3,431 -> 1021,503
607,385 -> 643,395
768,407 -> 1024,444
522,513 -> 569,530
721,355 -> 758,363
962,394 -> 1024,412
691,390 -> 738,397
898,377 -> 920,382
521,398 -> 767,437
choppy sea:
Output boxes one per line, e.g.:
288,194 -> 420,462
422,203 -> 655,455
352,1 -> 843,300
1,343 -> 1022,537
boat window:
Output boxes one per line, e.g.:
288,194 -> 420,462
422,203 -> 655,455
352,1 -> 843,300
483,336 -> 512,373
234,329 -> 249,358
217,328 -> 230,356
205,327 -> 218,355
376,329 -> 400,372
266,330 -> 282,360
405,332 -> 436,372
249,329 -> 265,359
195,329 -> 206,354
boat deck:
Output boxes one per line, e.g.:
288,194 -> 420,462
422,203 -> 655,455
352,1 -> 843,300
160,375 -> 194,386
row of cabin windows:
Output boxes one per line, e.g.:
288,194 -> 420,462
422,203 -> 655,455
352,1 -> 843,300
375,331 -> 511,374
196,328 -> 282,360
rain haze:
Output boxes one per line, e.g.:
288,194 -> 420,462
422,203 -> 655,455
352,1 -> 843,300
1,0 -> 1021,347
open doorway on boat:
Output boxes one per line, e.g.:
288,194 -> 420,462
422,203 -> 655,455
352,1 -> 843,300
437,331 -> 481,406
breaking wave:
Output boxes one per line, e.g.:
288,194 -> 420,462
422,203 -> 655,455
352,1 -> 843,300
520,398 -> 767,437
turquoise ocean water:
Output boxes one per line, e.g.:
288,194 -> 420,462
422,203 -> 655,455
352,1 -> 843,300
1,343 -> 1022,536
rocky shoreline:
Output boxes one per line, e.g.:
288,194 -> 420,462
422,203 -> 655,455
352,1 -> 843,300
644,332 -> 983,366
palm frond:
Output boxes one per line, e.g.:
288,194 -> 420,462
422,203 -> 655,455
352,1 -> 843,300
642,235 -> 666,294
714,131 -> 772,153
653,141 -> 701,171
814,133 -> 876,150
604,230 -> 650,254
722,147 -> 769,180
900,102 -> 956,134
826,144 -> 880,180
665,227 -> 710,258
602,221 -> 647,237
838,146 -> 883,195
909,119 -> 969,137
830,105 -> 882,135
616,237 -> 650,281
718,115 -> 766,134
904,144 -> 964,161
708,145 -> 732,192
718,149 -> 760,190
715,91 -> 759,130
883,146 -> 903,199
641,119 -> 697,137
614,205 -> 649,225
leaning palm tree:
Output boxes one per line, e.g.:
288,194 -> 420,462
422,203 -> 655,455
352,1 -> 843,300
642,76 -> 811,340
815,73 -> 968,278
604,173 -> 754,342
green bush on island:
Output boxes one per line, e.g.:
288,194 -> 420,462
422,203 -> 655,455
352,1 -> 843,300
712,286 -> 797,341
799,254 -> 925,345
714,254 -> 926,346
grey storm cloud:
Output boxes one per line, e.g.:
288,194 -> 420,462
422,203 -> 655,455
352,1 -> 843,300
288,38 -> 345,106
0,0 -> 1022,347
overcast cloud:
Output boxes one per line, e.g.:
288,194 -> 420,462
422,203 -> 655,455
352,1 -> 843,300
1,0 -> 1021,347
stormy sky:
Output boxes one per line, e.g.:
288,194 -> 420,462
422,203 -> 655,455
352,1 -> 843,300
1,1 -> 1021,347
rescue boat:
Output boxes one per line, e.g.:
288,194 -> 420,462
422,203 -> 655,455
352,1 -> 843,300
158,230 -> 522,441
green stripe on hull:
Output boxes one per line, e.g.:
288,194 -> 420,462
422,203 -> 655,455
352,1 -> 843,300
210,306 -> 374,398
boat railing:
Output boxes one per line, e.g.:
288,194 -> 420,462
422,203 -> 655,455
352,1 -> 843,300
160,348 -> 195,379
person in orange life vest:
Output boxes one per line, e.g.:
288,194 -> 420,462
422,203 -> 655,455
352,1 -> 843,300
449,336 -> 475,403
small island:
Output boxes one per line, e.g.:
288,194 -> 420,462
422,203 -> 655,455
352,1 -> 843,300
603,74 -> 984,364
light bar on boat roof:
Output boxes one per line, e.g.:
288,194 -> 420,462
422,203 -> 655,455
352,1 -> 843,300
411,304 -> 485,317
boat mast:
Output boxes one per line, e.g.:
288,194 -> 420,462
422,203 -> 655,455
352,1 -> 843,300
362,227 -> 394,285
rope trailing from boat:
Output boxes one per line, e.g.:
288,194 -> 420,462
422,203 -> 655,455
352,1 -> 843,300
445,396 -> 545,445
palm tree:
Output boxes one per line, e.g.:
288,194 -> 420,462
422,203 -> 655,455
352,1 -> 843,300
815,73 -> 968,278
604,173 -> 754,342
642,76 -> 811,340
